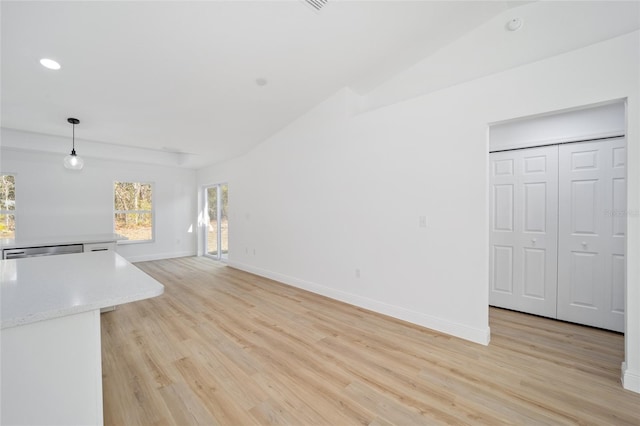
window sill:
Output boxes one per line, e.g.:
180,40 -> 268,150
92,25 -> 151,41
117,239 -> 154,246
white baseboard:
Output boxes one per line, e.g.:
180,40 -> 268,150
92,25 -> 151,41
228,260 -> 490,346
622,362 -> 640,394
124,250 -> 196,263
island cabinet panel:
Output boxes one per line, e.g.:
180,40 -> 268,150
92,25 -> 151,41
1,310 -> 103,426
84,242 -> 117,252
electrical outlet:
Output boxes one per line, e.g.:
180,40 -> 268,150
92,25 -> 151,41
355,268 -> 360,278
419,215 -> 428,228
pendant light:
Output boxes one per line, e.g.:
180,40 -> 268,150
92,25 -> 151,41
64,118 -> 84,170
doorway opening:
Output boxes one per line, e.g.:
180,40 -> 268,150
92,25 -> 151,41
204,183 -> 228,260
488,101 -> 627,333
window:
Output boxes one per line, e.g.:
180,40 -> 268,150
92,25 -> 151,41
114,182 -> 153,243
204,183 -> 228,260
0,174 -> 16,239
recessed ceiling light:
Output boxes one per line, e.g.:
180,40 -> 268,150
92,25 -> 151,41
506,18 -> 523,32
256,78 -> 268,87
40,58 -> 61,70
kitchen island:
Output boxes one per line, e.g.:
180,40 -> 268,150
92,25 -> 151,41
0,251 -> 164,425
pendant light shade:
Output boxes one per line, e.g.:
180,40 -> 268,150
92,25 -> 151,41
64,117 -> 84,170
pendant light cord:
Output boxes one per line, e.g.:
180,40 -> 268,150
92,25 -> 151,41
64,117 -> 83,170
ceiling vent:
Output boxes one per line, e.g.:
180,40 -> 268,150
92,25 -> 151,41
303,0 -> 328,12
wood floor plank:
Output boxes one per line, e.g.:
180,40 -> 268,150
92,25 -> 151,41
101,257 -> 640,425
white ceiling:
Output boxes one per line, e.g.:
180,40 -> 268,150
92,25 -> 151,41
1,1 -> 524,168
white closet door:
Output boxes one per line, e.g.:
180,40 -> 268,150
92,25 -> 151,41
557,138 -> 626,332
489,146 -> 559,318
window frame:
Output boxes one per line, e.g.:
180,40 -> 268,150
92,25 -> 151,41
0,173 -> 17,239
113,181 -> 155,244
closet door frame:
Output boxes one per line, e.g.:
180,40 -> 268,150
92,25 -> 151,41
489,137 -> 626,332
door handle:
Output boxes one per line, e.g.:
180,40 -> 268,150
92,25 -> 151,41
531,238 -> 537,246
582,241 -> 588,248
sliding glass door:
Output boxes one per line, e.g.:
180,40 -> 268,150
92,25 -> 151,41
204,183 -> 228,260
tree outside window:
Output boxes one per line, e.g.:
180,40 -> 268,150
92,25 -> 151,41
114,182 -> 153,242
0,175 -> 16,239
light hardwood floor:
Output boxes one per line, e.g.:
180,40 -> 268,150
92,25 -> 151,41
101,257 -> 640,425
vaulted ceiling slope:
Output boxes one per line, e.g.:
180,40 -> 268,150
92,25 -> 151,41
0,1 -> 521,168
1,1 -> 637,169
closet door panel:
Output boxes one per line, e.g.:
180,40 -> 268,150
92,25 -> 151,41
490,153 -> 518,302
610,144 -> 627,324
571,179 -> 598,234
569,251 -> 598,308
494,184 -> 514,231
523,248 -> 546,298
557,138 -> 625,332
489,146 -> 558,318
492,246 -> 514,293
612,254 -> 625,314
524,182 -> 547,232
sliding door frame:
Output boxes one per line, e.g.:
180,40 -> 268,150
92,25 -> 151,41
203,183 -> 228,261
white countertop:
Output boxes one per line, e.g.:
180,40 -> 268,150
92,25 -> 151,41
0,233 -> 126,250
1,251 -> 164,329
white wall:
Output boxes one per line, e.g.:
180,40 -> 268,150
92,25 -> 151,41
362,1 -> 640,111
490,101 -> 626,151
197,30 -> 640,393
0,136 -> 197,262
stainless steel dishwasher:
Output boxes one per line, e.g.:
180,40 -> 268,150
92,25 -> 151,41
2,244 -> 84,259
